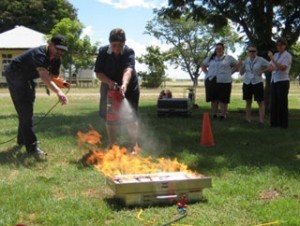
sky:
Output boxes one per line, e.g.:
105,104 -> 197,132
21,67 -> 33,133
68,0 -> 191,79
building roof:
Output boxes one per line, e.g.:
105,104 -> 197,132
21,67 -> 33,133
0,25 -> 47,49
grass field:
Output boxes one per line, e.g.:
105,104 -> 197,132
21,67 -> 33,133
0,81 -> 299,226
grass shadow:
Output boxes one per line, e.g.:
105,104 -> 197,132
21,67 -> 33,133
0,145 -> 47,168
103,196 -> 208,211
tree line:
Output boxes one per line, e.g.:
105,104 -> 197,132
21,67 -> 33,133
1,0 -> 299,93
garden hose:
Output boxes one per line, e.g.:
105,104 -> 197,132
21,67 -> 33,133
0,86 -> 70,145
254,220 -> 280,226
136,209 -> 156,226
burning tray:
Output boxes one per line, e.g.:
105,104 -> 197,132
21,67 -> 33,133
106,172 -> 212,206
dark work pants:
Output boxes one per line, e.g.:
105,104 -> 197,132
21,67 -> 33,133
5,66 -> 37,148
270,81 -> 289,128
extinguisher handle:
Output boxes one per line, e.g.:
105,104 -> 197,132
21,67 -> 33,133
113,83 -> 119,90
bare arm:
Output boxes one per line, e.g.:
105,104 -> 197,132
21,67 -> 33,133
268,51 -> 287,71
37,67 -> 68,105
96,72 -> 116,89
121,68 -> 133,93
232,60 -> 242,74
262,64 -> 275,73
201,64 -> 208,73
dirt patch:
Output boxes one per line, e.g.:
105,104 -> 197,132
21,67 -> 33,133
260,188 -> 280,202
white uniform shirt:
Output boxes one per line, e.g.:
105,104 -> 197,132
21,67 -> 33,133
202,55 -> 238,83
242,56 -> 269,85
270,50 -> 292,83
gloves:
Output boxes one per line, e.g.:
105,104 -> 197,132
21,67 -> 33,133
51,77 -> 71,88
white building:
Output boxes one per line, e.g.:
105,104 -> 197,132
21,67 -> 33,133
0,25 -> 96,86
0,26 -> 47,85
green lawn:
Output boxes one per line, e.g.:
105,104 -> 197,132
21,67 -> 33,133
0,82 -> 299,226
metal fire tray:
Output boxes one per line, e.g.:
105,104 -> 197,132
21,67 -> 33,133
157,98 -> 192,116
106,172 -> 212,206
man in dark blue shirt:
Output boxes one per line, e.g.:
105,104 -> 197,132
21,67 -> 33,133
5,35 -> 69,159
94,28 -> 140,151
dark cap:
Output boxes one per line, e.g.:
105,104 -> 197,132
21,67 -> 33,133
51,34 -> 68,51
109,28 -> 126,42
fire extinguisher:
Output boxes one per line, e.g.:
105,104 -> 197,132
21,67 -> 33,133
106,83 -> 124,123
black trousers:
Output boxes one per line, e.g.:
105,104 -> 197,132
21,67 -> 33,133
270,81 -> 289,128
5,65 -> 37,148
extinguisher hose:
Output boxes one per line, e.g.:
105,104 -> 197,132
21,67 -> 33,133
0,87 -> 71,145
161,211 -> 188,226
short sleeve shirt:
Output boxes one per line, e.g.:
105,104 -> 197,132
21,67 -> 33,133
270,50 -> 292,83
202,55 -> 238,83
242,56 -> 269,85
94,45 -> 138,91
11,45 -> 61,80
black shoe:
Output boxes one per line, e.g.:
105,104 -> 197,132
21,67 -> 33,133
219,115 -> 226,121
26,144 -> 47,161
32,147 -> 47,161
17,142 -> 24,146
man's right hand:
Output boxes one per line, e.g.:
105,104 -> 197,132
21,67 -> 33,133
57,91 -> 68,105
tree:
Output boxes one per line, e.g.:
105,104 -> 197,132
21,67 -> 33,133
0,0 -> 77,34
290,42 -> 300,78
136,46 -> 167,88
49,18 -> 99,78
145,11 -> 240,86
159,0 -> 300,110
159,0 -> 299,48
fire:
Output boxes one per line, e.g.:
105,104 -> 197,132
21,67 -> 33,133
77,129 -> 102,147
77,130 -> 196,178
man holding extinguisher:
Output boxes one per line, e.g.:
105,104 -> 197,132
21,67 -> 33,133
94,28 -> 140,151
4,35 -> 69,159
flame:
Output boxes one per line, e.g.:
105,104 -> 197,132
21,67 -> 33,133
77,130 -> 102,147
78,130 -> 196,178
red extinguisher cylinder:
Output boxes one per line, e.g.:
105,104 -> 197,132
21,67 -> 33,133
106,84 -> 123,123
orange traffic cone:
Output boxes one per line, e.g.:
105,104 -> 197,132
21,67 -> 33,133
201,112 -> 214,146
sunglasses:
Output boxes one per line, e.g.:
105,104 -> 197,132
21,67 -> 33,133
248,50 -> 256,53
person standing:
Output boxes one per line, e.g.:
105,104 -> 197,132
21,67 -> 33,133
201,43 -> 240,120
4,35 -> 69,158
94,28 -> 140,150
268,38 -> 292,128
240,44 -> 270,124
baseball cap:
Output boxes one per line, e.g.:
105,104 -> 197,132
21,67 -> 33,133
51,35 -> 68,51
